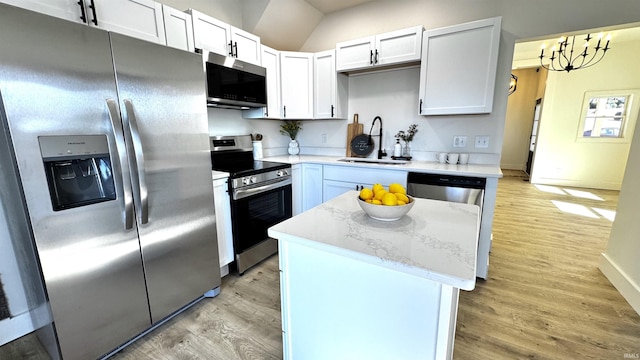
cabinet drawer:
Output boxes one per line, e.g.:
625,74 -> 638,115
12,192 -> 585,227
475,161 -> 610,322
323,165 -> 406,186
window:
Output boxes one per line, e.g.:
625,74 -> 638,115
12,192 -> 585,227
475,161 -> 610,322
582,95 -> 627,138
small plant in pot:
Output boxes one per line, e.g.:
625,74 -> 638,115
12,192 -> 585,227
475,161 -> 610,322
280,120 -> 302,155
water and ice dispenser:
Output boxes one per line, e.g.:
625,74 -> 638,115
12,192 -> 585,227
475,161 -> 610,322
39,135 -> 116,211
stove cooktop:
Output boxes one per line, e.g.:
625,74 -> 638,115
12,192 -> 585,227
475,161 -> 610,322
213,159 -> 290,178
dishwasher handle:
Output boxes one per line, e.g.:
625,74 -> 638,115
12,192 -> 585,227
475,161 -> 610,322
406,172 -> 486,189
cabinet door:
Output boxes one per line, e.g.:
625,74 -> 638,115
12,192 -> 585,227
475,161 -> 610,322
92,0 -> 166,45
323,180 -> 362,203
336,36 -> 375,72
302,164 -> 323,211
419,17 -> 501,115
314,50 -> 337,119
213,178 -> 234,268
0,0 -> 83,23
189,9 -> 231,55
162,4 -> 194,52
375,26 -> 423,66
281,52 -> 314,119
291,164 -> 302,216
230,26 -> 261,65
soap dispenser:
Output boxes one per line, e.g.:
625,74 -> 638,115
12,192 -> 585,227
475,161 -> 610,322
393,139 -> 402,157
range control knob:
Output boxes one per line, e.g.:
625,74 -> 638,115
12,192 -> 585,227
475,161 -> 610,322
250,176 -> 257,183
276,170 -> 284,177
242,177 -> 251,185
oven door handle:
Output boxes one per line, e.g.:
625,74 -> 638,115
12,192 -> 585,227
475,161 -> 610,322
233,178 -> 292,200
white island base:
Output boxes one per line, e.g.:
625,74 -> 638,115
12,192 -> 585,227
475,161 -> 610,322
269,191 -> 480,360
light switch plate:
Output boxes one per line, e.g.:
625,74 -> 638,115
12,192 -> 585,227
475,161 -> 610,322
453,135 -> 467,148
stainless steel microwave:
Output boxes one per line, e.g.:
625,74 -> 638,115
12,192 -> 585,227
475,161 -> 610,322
201,51 -> 267,109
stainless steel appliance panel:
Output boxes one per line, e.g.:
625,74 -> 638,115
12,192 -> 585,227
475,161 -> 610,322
0,6 -> 150,359
110,33 -> 221,323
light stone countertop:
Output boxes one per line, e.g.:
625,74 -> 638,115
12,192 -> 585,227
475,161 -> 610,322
263,155 -> 502,178
268,190 -> 480,290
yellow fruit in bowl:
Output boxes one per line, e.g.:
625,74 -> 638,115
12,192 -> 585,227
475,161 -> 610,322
371,199 -> 382,205
389,183 -> 406,194
394,192 -> 409,203
359,187 -> 373,201
372,183 -> 384,193
381,192 -> 398,206
374,189 -> 386,201
397,200 -> 406,205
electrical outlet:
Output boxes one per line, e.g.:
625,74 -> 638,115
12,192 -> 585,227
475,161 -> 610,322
475,135 -> 490,148
321,133 -> 328,144
453,135 -> 467,148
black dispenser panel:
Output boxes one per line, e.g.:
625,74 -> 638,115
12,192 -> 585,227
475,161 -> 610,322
39,135 -> 116,211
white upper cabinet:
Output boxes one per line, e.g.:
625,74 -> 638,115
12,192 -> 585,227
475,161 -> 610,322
3,0 -> 166,45
161,4 -> 194,52
336,26 -> 423,72
314,50 -> 348,119
280,51 -> 314,119
189,9 -> 261,65
244,45 -> 282,119
419,17 -> 502,115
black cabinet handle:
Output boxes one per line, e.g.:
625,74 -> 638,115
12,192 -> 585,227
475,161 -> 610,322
88,0 -> 98,26
374,49 -> 379,64
77,0 -> 87,23
331,105 -> 334,117
419,99 -> 423,113
233,42 -> 238,57
283,106 -> 286,118
228,41 -> 233,56
370,50 -> 373,65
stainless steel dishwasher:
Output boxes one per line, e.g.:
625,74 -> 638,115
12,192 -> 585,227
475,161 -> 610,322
407,172 -> 485,207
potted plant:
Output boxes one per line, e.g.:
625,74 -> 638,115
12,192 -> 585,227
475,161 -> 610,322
395,124 -> 418,157
280,120 -> 302,155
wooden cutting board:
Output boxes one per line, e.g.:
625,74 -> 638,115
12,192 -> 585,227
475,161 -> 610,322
346,114 -> 363,157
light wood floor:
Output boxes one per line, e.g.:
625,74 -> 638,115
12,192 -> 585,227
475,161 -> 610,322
3,176 -> 640,359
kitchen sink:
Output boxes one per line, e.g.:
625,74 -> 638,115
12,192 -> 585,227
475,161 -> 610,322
337,157 -> 410,165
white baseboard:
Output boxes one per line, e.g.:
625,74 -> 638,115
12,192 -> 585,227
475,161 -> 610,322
599,253 -> 640,316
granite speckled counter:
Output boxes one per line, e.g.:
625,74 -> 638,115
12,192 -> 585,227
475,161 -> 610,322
269,190 -> 480,360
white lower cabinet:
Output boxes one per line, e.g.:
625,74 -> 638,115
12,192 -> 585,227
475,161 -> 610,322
291,164 -> 302,216
322,165 -> 407,202
301,164 -> 323,212
213,177 -> 233,275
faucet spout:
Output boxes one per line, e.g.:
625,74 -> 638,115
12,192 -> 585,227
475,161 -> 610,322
369,116 -> 384,159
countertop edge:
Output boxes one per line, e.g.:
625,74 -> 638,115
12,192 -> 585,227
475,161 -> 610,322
263,155 -> 503,179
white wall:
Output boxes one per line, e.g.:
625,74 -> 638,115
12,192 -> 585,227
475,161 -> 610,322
530,39 -> 640,190
501,68 -> 541,170
600,112 -> 640,315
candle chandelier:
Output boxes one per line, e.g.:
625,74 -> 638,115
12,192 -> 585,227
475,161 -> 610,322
539,33 -> 611,72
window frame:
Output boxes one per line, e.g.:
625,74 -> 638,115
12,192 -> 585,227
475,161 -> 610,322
576,89 -> 640,143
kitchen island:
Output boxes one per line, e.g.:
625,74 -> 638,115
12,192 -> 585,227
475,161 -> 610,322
268,190 -> 480,360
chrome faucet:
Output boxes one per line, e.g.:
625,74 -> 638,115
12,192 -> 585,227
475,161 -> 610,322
368,116 -> 386,159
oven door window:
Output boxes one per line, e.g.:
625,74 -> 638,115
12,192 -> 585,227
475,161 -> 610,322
231,184 -> 292,253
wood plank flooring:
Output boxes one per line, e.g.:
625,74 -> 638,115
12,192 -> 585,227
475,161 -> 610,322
2,176 -> 640,359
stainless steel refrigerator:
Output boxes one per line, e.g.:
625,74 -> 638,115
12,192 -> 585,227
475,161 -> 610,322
0,4 -> 221,359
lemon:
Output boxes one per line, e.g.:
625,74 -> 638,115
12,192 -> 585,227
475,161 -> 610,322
394,193 -> 409,203
372,183 -> 384,193
397,200 -> 406,205
389,183 -> 406,194
374,189 -> 386,201
371,199 -> 382,205
359,187 -> 373,201
381,192 -> 398,206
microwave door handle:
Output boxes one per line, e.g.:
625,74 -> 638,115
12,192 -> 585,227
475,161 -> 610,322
123,99 -> 149,225
105,99 -> 134,230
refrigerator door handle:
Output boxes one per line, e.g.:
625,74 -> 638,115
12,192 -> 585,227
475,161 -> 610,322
123,99 -> 149,225
106,99 -> 134,230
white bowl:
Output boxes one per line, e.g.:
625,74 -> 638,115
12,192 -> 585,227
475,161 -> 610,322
357,195 -> 415,221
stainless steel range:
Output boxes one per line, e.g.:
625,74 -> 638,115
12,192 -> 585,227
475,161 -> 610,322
210,135 -> 292,274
